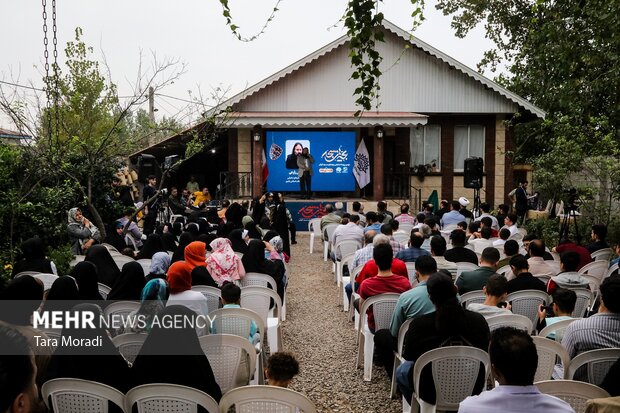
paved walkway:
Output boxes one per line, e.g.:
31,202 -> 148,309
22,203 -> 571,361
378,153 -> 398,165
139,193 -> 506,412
283,233 -> 402,412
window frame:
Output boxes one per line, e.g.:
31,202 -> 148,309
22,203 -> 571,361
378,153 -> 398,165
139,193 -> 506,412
410,125 -> 441,171
453,124 -> 485,172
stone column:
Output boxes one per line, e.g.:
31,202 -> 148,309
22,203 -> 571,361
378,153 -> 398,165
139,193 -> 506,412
373,131 -> 384,200
252,130 -> 263,197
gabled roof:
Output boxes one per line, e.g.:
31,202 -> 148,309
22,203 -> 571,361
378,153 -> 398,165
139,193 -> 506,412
218,19 -> 545,119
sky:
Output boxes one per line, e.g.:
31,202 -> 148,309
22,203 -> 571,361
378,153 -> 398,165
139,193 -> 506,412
0,0 -> 495,129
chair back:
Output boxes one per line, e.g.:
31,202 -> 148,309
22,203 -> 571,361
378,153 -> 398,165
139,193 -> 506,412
350,265 -> 364,285
103,301 -> 140,323
508,232 -> 523,242
135,259 -> 151,277
496,265 -> 511,277
218,385 -> 317,413
506,289 -> 550,329
568,348 -> 620,386
209,307 -> 265,343
97,283 -> 111,300
308,218 -> 322,235
399,223 -> 414,235
42,378 -> 126,413
535,380 -> 610,413
532,336 -> 571,381
456,262 -> 479,278
358,293 -> 400,331
113,255 -> 135,271
539,318 -> 578,342
199,334 -> 257,394
412,346 -> 490,412
111,333 -> 147,365
405,262 -> 417,287
240,272 -> 277,290
393,232 -> 409,245
191,285 -> 222,314
591,248 -> 614,261
102,243 -> 120,254
70,255 -> 86,267
126,383 -> 219,413
334,239 -> 362,258
577,260 -> 609,282
33,273 -> 60,291
460,290 -> 486,308
323,223 -> 340,243
485,313 -> 533,333
571,288 -> 594,318
240,286 -> 282,326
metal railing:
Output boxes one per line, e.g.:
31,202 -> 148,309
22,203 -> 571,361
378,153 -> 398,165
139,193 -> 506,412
217,172 -> 252,199
384,172 -> 422,211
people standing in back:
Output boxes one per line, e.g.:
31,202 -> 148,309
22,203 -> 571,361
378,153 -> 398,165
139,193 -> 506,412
142,175 -> 159,235
186,175 -> 200,193
456,247 -> 500,294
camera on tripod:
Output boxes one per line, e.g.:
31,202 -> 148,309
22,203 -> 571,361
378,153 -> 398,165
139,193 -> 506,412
562,187 -> 578,206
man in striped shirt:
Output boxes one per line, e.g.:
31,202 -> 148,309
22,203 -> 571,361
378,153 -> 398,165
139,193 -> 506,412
554,276 -> 620,379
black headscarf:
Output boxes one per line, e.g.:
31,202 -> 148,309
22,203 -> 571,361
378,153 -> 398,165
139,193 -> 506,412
225,202 -> 244,228
244,221 -> 262,240
198,233 -> 217,252
241,239 -> 285,300
171,232 -> 194,263
107,261 -> 146,301
42,276 -> 80,313
70,261 -> 103,301
270,194 -> 290,256
262,230 -> 280,243
137,234 -> 166,260
45,303 -> 131,393
84,245 -> 121,287
227,229 -> 248,254
161,232 -> 178,252
0,275 -> 44,325
131,305 -> 222,401
11,237 -> 54,277
191,266 -> 217,288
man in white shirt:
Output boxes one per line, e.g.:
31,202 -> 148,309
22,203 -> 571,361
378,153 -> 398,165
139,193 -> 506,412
474,202 -> 500,230
504,214 -> 519,236
459,327 -> 574,413
527,239 -> 556,277
332,214 -> 364,259
467,274 -> 513,319
430,235 -> 457,279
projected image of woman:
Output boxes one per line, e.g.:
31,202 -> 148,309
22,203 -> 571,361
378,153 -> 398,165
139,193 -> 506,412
285,142 -> 303,169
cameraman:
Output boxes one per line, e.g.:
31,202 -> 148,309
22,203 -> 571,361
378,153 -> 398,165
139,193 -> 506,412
142,174 -> 158,234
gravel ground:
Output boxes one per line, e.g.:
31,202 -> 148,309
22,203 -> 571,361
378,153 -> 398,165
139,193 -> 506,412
282,233 -> 402,413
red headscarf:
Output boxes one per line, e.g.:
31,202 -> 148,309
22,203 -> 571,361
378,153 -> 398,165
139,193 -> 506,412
184,241 -> 206,270
166,261 -> 192,293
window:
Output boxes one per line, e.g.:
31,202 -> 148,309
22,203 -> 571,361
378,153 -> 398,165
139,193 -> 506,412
410,125 -> 441,170
453,125 -> 485,171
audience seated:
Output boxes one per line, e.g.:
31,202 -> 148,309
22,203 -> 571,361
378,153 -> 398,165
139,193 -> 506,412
396,272 -> 490,405
42,276 -> 80,313
395,203 -> 415,225
117,207 -> 144,249
146,251 -> 171,281
497,240 -> 520,268
355,235 -> 409,287
70,262 -> 104,302
266,352 -> 300,388
331,214 -> 364,257
459,327 -> 574,412
363,211 -> 382,234
474,202 -> 500,230
493,228 -> 511,248
205,238 -> 245,287
131,305 -> 222,401
374,255 -> 437,375
547,251 -> 590,294
171,232 -> 194,263
527,240 -> 556,277
503,214 -> 519,236
506,255 -> 547,293
456,247 -> 500,294
468,227 -> 494,253
395,231 -> 430,263
106,261 -> 145,301
467,274 -> 512,319
440,201 -> 464,228
444,230 -> 479,265
553,238 -> 592,270
430,236 -> 457,279
11,237 -> 56,277
380,224 -> 405,255
587,224 -> 610,254
320,204 -> 342,234
227,229 -> 249,254
0,325 -> 39,413
537,288 -> 576,338
166,261 -> 209,319
242,239 -> 286,301
212,283 -> 259,344
136,234 -> 166,260
120,279 -> 169,335
84,244 -> 121,287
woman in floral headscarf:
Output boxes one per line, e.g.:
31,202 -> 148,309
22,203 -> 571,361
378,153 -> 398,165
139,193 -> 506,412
205,238 -> 245,287
67,207 -> 101,255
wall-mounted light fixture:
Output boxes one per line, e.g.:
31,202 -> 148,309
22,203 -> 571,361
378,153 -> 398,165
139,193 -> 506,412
253,125 -> 262,142
375,125 -> 384,139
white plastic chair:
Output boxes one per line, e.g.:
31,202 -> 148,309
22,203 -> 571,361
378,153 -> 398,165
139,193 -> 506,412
322,223 -> 340,261
577,260 -> 609,283
460,290 -> 486,308
390,317 -> 414,398
69,254 -> 86,267
399,223 -> 414,235
97,282 -> 111,300
240,272 -> 277,290
113,255 -> 135,271
336,253 -> 355,307
605,263 -> 619,279
405,262 -> 417,287
308,217 -> 322,254
199,334 -> 258,393
15,272 -> 59,291
455,262 -> 479,278
591,248 -> 614,262
102,243 -> 120,254
218,385 -> 317,413
191,285 -> 222,314
103,301 -> 140,323
539,318 -> 578,342
209,307 -> 266,385
568,348 -> 620,386
506,289 -> 550,330
496,264 -> 511,277
535,380 -> 610,413
345,265 -> 364,316
393,232 -> 409,245
409,346 -> 490,413
135,258 -> 151,276
126,383 -> 219,413
334,239 -> 362,283
42,378 -> 126,413
485,313 -> 533,333
356,293 -> 400,381
571,288 -> 594,317
532,336 -> 571,382
111,333 -> 147,365
240,286 -> 283,353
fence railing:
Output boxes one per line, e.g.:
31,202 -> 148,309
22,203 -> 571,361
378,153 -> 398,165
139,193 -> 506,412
384,172 -> 422,211
217,172 -> 252,199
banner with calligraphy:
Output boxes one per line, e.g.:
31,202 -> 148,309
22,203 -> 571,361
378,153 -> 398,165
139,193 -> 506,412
265,130 -> 356,192
287,201 -> 335,231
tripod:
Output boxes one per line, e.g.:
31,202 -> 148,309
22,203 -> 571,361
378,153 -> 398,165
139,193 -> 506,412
558,203 -> 581,244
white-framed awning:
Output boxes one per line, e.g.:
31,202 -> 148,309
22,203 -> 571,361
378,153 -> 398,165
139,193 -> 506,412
223,111 -> 428,128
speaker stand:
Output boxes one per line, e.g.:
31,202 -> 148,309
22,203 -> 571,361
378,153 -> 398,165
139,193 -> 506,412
472,187 -> 481,219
